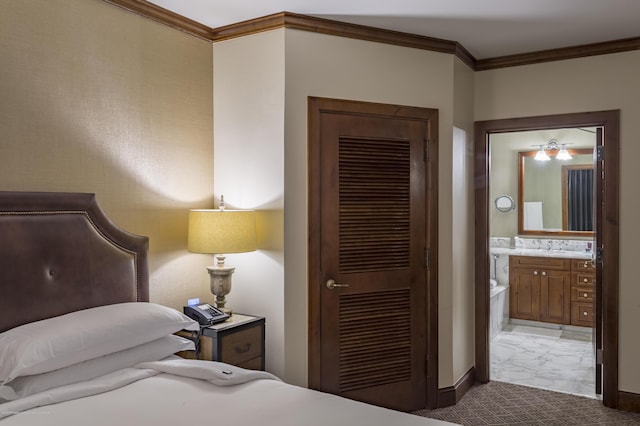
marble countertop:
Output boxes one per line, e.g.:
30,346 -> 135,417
489,247 -> 593,260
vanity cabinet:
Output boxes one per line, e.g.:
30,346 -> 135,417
509,255 -> 596,326
570,259 -> 596,327
509,256 -> 571,324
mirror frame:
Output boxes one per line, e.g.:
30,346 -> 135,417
518,148 -> 595,237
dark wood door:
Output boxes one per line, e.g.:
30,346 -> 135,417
308,98 -> 438,411
594,127 -> 604,394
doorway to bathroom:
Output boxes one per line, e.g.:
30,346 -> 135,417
473,110 -> 620,408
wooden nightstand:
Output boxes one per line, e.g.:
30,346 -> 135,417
179,314 -> 265,370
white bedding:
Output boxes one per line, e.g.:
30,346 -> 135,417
0,358 -> 452,426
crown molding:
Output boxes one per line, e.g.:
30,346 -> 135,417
476,37 -> 640,70
210,12 -> 477,69
101,0 -> 640,71
102,0 -> 212,41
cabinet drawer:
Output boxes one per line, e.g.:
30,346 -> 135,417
236,357 -> 263,370
510,256 -> 570,270
220,325 -> 263,365
571,258 -> 595,272
571,301 -> 593,327
571,286 -> 594,302
572,272 -> 595,286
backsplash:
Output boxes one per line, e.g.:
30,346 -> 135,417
490,236 -> 593,253
512,236 -> 593,253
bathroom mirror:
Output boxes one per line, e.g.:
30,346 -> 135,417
495,195 -> 515,213
518,148 -> 594,237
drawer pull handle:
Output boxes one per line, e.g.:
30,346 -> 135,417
584,293 -> 588,298
235,343 -> 252,354
583,311 -> 588,316
584,278 -> 588,283
542,271 -> 546,276
584,261 -> 589,268
534,271 -> 538,275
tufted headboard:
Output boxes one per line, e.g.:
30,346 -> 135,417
0,192 -> 149,333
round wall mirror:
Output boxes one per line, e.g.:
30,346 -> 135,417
495,195 -> 515,213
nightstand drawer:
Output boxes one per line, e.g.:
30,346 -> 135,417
236,356 -> 264,370
175,314 -> 265,370
220,325 -> 262,365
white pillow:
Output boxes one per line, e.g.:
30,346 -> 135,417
0,302 -> 199,384
0,334 -> 194,401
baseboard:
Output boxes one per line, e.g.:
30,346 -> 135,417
619,390 -> 640,413
437,367 -> 475,408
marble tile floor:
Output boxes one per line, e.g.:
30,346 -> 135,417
490,324 -> 597,399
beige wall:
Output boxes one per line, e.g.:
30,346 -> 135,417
489,134 -> 521,237
451,58 -> 476,384
213,28 -> 477,387
0,0 -> 214,309
475,50 -> 640,394
283,29 -> 474,388
212,30 -> 286,378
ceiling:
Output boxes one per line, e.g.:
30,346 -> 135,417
146,0 -> 640,59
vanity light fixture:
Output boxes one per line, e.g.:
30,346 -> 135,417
533,139 -> 572,161
534,145 -> 551,161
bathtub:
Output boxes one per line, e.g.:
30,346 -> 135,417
490,285 -> 509,341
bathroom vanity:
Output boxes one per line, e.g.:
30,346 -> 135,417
509,254 -> 595,326
570,258 -> 596,327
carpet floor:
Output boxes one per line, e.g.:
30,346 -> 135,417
412,380 -> 640,425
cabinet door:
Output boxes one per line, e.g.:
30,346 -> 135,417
540,270 -> 571,324
509,268 -> 540,321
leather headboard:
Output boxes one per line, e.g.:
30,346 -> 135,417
0,192 -> 149,333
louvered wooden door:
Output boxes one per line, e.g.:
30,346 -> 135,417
312,99 -> 435,411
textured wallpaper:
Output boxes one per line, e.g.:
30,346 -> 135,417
0,0 -> 214,309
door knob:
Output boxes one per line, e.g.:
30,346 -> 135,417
326,279 -> 349,290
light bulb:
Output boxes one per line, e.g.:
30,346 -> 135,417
556,146 -> 572,160
534,148 -> 550,161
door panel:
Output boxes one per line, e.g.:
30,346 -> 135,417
320,113 -> 425,411
509,269 -> 538,320
540,270 -> 571,324
309,98 -> 438,411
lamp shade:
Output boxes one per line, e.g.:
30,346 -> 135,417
534,149 -> 550,161
188,209 -> 257,254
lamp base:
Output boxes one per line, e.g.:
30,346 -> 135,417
207,265 -> 235,316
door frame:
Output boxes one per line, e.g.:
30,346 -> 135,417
474,110 -> 620,408
307,96 -> 440,409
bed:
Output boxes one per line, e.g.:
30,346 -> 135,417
0,191 -> 452,425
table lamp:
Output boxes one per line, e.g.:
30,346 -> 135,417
188,199 -> 257,316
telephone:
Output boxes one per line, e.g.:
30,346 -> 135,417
183,303 -> 229,325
